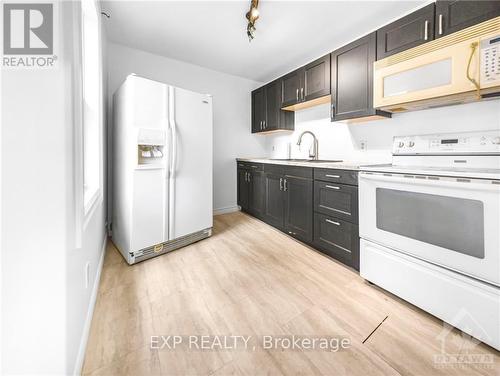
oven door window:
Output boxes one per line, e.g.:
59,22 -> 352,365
376,188 -> 484,258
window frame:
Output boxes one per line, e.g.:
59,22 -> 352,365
80,0 -> 103,222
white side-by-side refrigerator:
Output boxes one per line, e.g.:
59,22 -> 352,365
112,74 -> 213,264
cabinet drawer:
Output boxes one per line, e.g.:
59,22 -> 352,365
264,164 -> 285,175
314,181 -> 358,223
238,162 -> 263,171
284,166 -> 313,179
313,213 -> 359,270
314,168 -> 358,186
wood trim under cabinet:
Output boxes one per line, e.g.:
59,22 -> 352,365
281,95 -> 331,111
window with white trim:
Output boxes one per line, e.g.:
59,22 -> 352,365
82,0 -> 101,213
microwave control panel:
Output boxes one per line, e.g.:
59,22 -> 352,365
393,130 -> 500,155
481,34 -> 500,85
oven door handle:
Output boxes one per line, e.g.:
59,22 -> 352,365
358,172 -> 500,192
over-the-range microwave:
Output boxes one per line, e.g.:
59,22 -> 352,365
374,16 -> 500,112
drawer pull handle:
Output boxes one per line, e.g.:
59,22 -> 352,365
325,174 -> 340,178
251,165 -> 258,168
325,219 -> 340,226
325,185 -> 340,190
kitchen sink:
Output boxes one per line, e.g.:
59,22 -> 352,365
270,159 -> 343,163
307,159 -> 343,163
270,158 -> 311,161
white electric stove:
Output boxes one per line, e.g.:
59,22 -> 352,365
359,129 -> 500,350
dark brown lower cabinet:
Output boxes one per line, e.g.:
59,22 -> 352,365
284,176 -> 313,243
237,168 -> 250,211
313,213 -> 360,271
237,163 -> 264,219
313,169 -> 360,270
264,172 -> 285,228
248,170 -> 265,218
262,165 -> 313,242
314,181 -> 359,223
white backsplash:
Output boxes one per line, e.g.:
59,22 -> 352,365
266,99 -> 500,163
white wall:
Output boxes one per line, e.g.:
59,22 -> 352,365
266,100 -> 500,162
1,2 -> 107,374
1,2 -> 71,373
66,3 -> 108,375
107,42 -> 267,214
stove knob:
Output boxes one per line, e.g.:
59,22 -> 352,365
408,141 -> 415,147
492,136 -> 500,145
398,141 -> 405,148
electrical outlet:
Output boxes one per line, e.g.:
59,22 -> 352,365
360,140 -> 367,151
85,262 -> 90,289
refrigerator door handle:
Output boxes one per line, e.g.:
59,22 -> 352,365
169,87 -> 177,177
168,86 -> 177,240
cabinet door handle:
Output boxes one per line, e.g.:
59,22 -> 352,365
325,219 -> 340,226
325,185 -> 340,190
296,88 -> 299,101
248,173 -> 251,182
301,87 -> 304,101
325,174 -> 340,178
424,20 -> 429,41
438,14 -> 443,35
263,120 -> 266,129
250,165 -> 258,169
279,178 -> 283,190
283,179 -> 288,191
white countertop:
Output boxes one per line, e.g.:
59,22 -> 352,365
236,158 -> 500,179
236,158 -> 370,170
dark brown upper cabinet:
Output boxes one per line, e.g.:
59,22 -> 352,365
331,32 -> 390,122
264,80 -> 281,131
376,3 -> 436,60
252,80 -> 294,134
251,87 -> 265,133
280,55 -> 331,111
435,0 -> 500,38
281,68 -> 303,108
304,54 -> 331,102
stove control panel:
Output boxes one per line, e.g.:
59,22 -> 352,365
393,130 -> 500,155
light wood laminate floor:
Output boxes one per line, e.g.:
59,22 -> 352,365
83,212 -> 499,375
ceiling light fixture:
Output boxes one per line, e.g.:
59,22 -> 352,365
245,0 -> 260,42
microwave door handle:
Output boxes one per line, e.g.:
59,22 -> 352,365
466,42 -> 481,99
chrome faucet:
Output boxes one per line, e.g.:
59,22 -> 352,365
297,131 -> 319,160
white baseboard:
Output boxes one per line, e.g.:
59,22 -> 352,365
213,206 -> 240,216
73,235 -> 107,376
